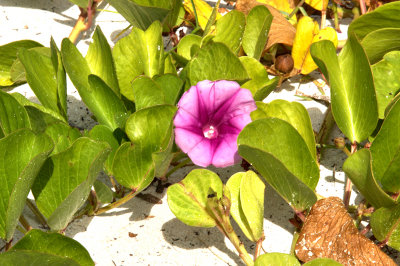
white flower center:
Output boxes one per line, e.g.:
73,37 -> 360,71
202,124 -> 218,139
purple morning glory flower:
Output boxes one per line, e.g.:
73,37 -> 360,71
174,80 -> 257,168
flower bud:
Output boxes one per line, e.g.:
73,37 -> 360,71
275,54 -> 294,74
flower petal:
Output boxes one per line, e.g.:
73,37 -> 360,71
176,85 -> 200,119
187,139 -> 216,167
174,108 -> 202,132
174,128 -> 204,153
212,133 -> 240,167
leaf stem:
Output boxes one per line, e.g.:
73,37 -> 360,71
165,158 -> 192,178
288,0 -> 305,19
5,239 -> 12,251
93,189 -> 138,215
344,142 -> 357,208
254,233 -> 265,260
19,215 -> 32,232
26,199 -> 48,228
190,0 -> 200,30
68,0 -> 101,44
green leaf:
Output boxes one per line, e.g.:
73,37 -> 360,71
342,149 -> 395,208
93,180 -> 113,205
361,28 -> 400,65
238,118 -> 318,211
44,122 -> 81,155
154,74 -> 183,105
132,76 -> 165,110
0,90 -> 30,136
0,129 -> 53,241
87,75 -> 127,130
239,56 -> 278,101
113,21 -> 164,101
112,141 -> 155,190
213,10 -> 245,54
11,229 -> 94,266
163,53 -> 177,75
251,100 -> 317,160
371,51 -> 400,119
254,253 -> 300,266
177,34 -> 202,61
189,42 -> 249,85
370,98 -> 400,192
88,125 -> 123,175
303,258 -> 343,265
18,47 -> 63,116
167,169 -> 223,227
106,0 -> 171,30
86,27 -> 120,95
242,5 -> 273,60
68,0 -> 88,7
370,204 -> 400,251
227,171 -> 265,242
32,137 -> 110,231
0,40 -> 42,87
50,38 -> 68,119
0,250 -> 79,266
310,36 -> 378,143
163,0 -> 184,32
348,1 -> 400,40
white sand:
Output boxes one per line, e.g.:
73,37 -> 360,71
1,1 -> 398,265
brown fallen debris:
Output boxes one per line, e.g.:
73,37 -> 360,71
128,232 -> 138,238
295,197 -> 396,265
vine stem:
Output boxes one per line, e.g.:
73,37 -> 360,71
5,239 -> 12,251
344,142 -> 357,208
254,233 -> 265,260
69,0 -> 102,44
288,0 -> 305,19
19,215 -> 32,232
93,189 -> 137,216
26,199 -> 48,228
165,158 -> 192,178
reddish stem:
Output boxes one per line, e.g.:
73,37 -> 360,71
344,142 -> 357,208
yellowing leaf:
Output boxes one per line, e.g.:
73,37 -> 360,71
183,0 -> 221,30
256,0 -> 296,24
292,16 -> 338,75
305,0 -> 329,11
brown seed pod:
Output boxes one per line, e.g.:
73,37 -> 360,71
275,54 -> 294,74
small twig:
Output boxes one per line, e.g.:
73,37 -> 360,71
69,0 -> 102,44
5,239 -> 12,251
19,215 -> 32,232
359,0 -> 367,14
26,199 -> 48,228
360,224 -> 371,235
94,189 -> 138,216
288,0 -> 305,19
254,234 -> 265,260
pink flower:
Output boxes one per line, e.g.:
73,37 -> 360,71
174,80 -> 257,167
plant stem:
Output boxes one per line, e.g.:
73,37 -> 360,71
190,0 -> 200,30
16,225 -> 27,235
5,239 -> 12,251
26,199 -> 48,228
288,0 -> 305,19
344,142 -> 357,208
165,158 -> 192,178
254,234 -> 265,260
94,189 -> 137,215
359,0 -> 367,14
19,215 -> 32,232
69,0 -> 102,44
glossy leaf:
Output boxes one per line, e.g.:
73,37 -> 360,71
362,28 -> 400,64
11,229 -> 94,266
132,76 -> 166,110
0,90 -> 30,136
167,169 -> 223,227
189,42 -> 249,85
0,250 -> 79,266
310,36 -> 378,143
107,0 -> 171,30
227,171 -> 265,242
242,5 -> 273,60
32,137 -> 110,231
371,51 -> 400,119
292,16 -> 338,75
0,129 -> 53,241
0,40 -> 42,87
370,204 -> 400,251
177,34 -> 202,61
343,149 -> 395,208
370,98 -> 400,192
86,26 -> 120,95
348,1 -> 400,40
238,118 -> 318,211
213,10 -> 245,54
254,253 -> 300,266
251,100 -> 317,160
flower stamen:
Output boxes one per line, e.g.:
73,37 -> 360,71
202,124 -> 218,139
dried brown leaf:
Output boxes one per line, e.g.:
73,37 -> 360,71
295,197 -> 396,265
235,0 -> 296,50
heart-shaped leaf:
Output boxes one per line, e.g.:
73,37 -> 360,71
167,169 -> 223,227
93,180 -> 113,205
44,122 -> 81,155
106,0 -> 171,30
0,250 -> 79,266
342,149 -> 395,208
242,5 -> 273,60
370,204 -> 400,251
371,51 -> 400,119
348,1 -> 400,40
226,171 -> 265,242
238,118 -> 318,211
113,21 -> 164,101
10,229 -> 94,266
189,42 -> 249,85
292,16 -> 338,75
362,28 -> 400,65
251,100 -> 316,160
177,34 -> 202,61
370,98 -> 400,192
254,253 -> 300,266
0,40 -> 42,87
0,90 -> 30,137
310,36 -> 378,143
213,10 -> 245,54
0,129 -> 53,241
32,137 -> 110,231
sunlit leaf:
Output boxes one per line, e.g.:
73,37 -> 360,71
254,253 -> 300,266
362,28 -> 400,64
183,0 -> 221,30
213,10 -> 245,54
0,90 -> 30,136
371,204 -> 400,251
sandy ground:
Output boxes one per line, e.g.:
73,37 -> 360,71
1,1 -> 398,265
